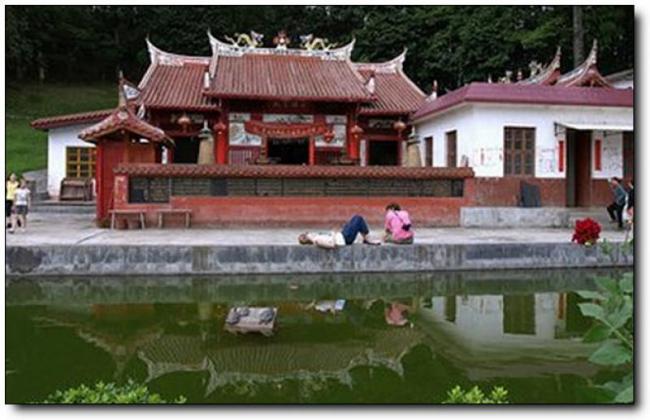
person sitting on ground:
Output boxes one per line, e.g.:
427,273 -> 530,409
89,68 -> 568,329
383,203 -> 414,244
298,214 -> 381,249
9,178 -> 31,234
6,173 -> 19,228
606,177 -> 627,229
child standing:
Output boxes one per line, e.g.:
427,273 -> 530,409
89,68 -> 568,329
9,179 -> 30,234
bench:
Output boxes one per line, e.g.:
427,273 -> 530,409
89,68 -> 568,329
109,209 -> 146,230
156,208 -> 192,228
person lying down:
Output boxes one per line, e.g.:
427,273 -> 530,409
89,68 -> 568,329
298,214 -> 381,249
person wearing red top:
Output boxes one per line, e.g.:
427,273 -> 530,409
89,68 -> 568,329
383,203 -> 414,244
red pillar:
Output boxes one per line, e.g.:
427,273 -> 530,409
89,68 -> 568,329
308,136 -> 315,165
214,121 -> 228,164
349,125 -> 363,162
95,143 -> 104,223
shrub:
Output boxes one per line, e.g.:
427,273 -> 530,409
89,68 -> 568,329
41,380 -> 186,404
442,385 -> 509,404
572,218 -> 601,245
578,273 -> 634,403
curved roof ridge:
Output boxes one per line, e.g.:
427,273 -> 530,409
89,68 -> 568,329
353,49 -> 407,74
556,40 -> 611,87
518,46 -> 562,85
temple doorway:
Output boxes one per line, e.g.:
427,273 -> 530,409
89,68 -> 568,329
565,129 -> 592,207
368,140 -> 398,166
268,138 -> 309,164
173,137 -> 200,163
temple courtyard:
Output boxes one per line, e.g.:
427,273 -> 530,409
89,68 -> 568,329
5,211 -> 629,247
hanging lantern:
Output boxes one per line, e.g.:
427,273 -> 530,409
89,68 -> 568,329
177,113 -> 191,130
350,125 -> 364,136
324,129 -> 335,143
213,121 -> 227,133
393,119 -> 406,133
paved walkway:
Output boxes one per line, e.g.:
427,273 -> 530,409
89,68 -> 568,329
5,212 -> 630,247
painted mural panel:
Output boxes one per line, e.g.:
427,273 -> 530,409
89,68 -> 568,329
315,115 -> 346,148
229,113 -> 262,146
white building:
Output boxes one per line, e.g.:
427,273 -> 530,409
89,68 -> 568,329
412,42 -> 634,207
31,109 -> 110,198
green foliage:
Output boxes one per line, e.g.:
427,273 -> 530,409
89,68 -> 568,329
442,385 -> 509,404
578,273 -> 634,403
5,5 -> 634,91
41,380 -> 186,404
6,83 -> 115,175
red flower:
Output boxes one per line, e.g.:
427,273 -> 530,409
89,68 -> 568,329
571,218 -> 601,245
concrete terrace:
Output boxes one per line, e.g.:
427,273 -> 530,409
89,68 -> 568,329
5,211 -> 633,277
6,212 -> 629,246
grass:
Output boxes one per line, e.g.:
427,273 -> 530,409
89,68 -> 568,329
5,83 -> 116,175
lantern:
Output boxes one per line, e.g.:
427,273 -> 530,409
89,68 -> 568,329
350,125 -> 364,136
393,119 -> 406,133
213,121 -> 227,133
177,113 -> 191,131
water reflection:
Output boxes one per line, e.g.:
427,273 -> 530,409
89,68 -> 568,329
5,269 -> 627,404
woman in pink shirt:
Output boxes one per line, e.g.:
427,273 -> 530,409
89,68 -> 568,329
383,203 -> 414,244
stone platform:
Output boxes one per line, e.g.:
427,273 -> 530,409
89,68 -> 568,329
5,212 -> 633,276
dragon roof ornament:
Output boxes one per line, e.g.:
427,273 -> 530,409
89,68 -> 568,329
208,30 -> 355,61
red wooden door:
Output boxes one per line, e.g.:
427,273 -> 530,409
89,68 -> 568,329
97,141 -> 125,221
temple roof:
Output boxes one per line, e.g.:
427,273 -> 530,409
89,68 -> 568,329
412,82 -> 633,122
354,51 -> 426,115
31,109 -> 114,130
208,54 -> 372,102
518,47 -> 562,86
555,40 -> 612,87
139,63 -> 216,111
79,103 -> 173,145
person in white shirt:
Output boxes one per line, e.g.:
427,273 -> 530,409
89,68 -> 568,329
9,179 -> 30,234
298,214 -> 380,249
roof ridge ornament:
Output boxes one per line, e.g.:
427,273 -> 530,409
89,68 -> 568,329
224,31 -> 264,48
209,30 -> 354,60
300,34 -> 338,51
518,46 -> 562,85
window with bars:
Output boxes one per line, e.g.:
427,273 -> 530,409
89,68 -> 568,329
446,131 -> 457,168
424,136 -> 433,166
504,127 -> 535,176
66,147 -> 96,178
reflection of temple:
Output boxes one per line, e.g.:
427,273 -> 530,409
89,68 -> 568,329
418,292 -> 598,380
138,327 -> 424,396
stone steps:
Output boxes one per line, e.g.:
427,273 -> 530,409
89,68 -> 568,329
30,201 -> 95,215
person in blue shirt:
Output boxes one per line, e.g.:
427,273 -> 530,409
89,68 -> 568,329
606,177 -> 627,229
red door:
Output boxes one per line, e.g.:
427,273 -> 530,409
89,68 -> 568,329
97,141 -> 125,221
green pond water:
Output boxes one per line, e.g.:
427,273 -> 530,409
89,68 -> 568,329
5,269 -> 631,404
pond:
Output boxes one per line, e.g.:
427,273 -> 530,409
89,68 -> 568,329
5,268 -> 631,404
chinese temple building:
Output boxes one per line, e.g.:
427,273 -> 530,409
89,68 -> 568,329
33,31 -> 473,227
413,41 -> 634,208
31,35 -> 633,227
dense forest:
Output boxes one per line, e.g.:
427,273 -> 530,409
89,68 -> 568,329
6,5 -> 634,92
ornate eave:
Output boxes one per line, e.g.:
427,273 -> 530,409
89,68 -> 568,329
518,46 -> 562,86
354,49 -> 407,74
556,40 -> 612,88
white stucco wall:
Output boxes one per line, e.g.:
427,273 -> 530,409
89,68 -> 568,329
592,130 -> 623,179
47,124 -> 96,197
428,293 -> 561,343
415,103 -> 633,179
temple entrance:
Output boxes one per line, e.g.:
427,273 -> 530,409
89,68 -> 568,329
268,138 -> 309,164
565,129 -> 592,207
173,137 -> 200,163
368,140 -> 398,166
